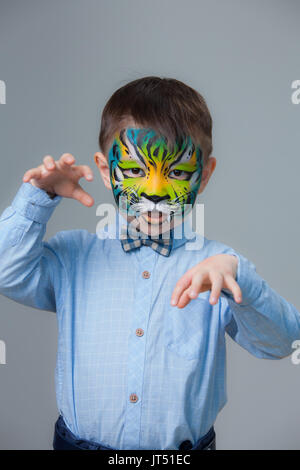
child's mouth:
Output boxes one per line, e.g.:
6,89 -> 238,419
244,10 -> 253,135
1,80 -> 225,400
141,211 -> 167,225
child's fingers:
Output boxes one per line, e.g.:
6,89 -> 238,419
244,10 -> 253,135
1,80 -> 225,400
23,167 -> 43,182
170,272 -> 193,306
59,153 -> 76,167
208,272 -> 224,305
176,289 -> 193,309
224,274 -> 242,303
186,272 -> 205,299
43,155 -> 56,171
77,165 -> 94,181
71,185 -> 94,207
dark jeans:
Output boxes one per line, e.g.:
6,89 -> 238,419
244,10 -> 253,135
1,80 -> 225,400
53,415 -> 216,450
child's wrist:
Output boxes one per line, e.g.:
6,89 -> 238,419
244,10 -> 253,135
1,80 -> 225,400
46,190 -> 57,199
29,180 -> 56,199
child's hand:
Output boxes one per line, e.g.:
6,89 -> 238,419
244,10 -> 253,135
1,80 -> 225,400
23,153 -> 94,207
170,254 -> 242,308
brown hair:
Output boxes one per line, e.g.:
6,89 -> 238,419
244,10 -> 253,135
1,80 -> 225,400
99,76 -> 213,164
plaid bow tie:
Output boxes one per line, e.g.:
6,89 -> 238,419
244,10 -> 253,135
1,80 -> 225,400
120,225 -> 173,257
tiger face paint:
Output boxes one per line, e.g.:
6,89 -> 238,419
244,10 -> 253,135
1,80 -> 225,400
108,127 -> 203,235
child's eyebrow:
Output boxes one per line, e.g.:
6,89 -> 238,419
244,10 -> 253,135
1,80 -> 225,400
119,130 -> 148,170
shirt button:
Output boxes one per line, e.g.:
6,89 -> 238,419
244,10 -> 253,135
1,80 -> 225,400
129,393 -> 138,403
142,270 -> 150,279
136,328 -> 144,337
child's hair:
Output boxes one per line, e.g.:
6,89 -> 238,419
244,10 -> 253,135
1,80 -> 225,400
99,76 -> 213,164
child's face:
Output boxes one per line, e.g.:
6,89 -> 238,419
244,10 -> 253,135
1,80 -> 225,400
107,127 -> 203,235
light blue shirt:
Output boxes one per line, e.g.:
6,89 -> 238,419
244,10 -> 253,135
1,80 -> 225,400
0,181 -> 300,450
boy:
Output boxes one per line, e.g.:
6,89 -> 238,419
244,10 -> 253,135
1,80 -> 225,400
0,76 -> 299,451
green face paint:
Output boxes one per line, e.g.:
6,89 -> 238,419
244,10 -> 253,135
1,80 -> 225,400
108,128 -> 203,226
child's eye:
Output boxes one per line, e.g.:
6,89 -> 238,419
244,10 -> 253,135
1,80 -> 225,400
169,169 -> 192,181
122,168 -> 145,178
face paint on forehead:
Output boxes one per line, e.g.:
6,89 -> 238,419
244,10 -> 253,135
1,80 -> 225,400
108,127 -> 203,220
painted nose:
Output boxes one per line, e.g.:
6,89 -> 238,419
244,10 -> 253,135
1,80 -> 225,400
141,193 -> 170,204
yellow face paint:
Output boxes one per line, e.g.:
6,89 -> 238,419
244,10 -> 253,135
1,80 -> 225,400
109,128 -> 203,220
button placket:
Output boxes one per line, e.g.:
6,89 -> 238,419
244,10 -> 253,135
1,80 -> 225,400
123,249 -> 156,449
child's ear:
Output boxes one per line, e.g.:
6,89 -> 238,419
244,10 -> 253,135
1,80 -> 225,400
197,156 -> 216,195
94,152 -> 112,190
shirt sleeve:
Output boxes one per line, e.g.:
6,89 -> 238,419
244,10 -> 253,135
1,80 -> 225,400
0,182 -> 67,312
221,251 -> 300,359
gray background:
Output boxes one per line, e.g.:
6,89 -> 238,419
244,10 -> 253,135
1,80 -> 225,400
0,0 -> 299,450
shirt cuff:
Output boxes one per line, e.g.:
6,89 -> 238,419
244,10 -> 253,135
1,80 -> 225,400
221,252 -> 263,306
11,182 -> 62,224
